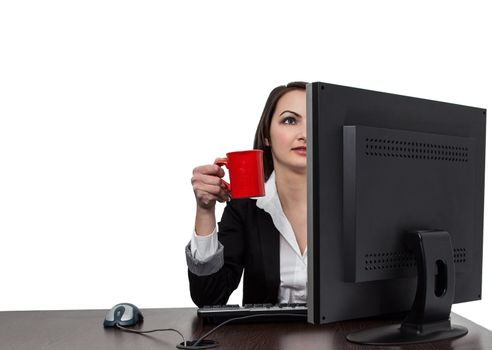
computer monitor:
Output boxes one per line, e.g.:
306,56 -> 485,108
306,82 -> 486,345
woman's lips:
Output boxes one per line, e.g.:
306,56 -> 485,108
292,147 -> 307,155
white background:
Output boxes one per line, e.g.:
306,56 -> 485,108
1,0 -> 491,330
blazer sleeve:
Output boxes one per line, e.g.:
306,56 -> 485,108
187,200 -> 245,307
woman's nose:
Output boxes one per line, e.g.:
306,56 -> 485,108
298,127 -> 307,142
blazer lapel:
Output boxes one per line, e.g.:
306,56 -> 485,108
257,209 -> 280,303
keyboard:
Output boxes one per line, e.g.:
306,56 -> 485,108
197,303 -> 308,323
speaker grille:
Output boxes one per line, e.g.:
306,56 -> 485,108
364,138 -> 469,162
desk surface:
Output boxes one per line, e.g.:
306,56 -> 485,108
0,308 -> 491,350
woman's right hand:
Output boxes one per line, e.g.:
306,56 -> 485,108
191,162 -> 230,210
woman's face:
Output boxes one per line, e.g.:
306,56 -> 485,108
267,89 -> 307,174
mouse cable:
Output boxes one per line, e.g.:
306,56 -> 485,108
116,324 -> 188,347
176,313 -> 306,350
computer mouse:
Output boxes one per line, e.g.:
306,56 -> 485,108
103,303 -> 144,327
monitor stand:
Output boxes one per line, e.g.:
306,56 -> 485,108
346,230 -> 468,346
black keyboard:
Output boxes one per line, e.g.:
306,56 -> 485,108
197,303 -> 308,323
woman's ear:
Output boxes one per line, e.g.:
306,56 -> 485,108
264,138 -> 270,147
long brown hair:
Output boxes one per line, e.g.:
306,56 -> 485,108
253,81 -> 307,180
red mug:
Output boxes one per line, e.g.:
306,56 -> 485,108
214,150 -> 265,199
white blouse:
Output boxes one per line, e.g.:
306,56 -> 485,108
190,171 -> 307,304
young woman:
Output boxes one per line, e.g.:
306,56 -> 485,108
186,82 -> 308,307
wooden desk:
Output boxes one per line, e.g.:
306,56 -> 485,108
0,308 -> 490,350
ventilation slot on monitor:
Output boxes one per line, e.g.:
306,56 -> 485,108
454,247 -> 467,264
364,251 -> 416,271
364,138 -> 469,162
364,247 -> 467,271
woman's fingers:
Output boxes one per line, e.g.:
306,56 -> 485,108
192,164 -> 229,209
191,173 -> 224,187
195,188 -> 228,207
192,164 -> 225,178
197,183 -> 223,196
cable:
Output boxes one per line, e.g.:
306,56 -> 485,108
115,313 -> 306,349
116,324 -> 188,347
177,313 -> 306,350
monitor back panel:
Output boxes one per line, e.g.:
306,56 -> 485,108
307,82 -> 485,324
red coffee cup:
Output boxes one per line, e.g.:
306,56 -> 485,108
214,150 -> 265,199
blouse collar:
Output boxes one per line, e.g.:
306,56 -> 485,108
255,171 -> 306,258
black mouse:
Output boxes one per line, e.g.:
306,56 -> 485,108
103,303 -> 144,327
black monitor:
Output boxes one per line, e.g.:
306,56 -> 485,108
306,82 -> 486,345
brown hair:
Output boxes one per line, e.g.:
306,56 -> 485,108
253,81 -> 308,180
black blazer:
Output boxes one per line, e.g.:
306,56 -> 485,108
188,198 -> 281,307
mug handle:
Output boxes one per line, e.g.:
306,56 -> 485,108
214,158 -> 231,192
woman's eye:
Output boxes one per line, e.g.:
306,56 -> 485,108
281,116 -> 297,125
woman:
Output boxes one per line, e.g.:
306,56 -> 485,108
186,82 -> 308,307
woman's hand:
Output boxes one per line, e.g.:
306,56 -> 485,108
191,162 -> 230,211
